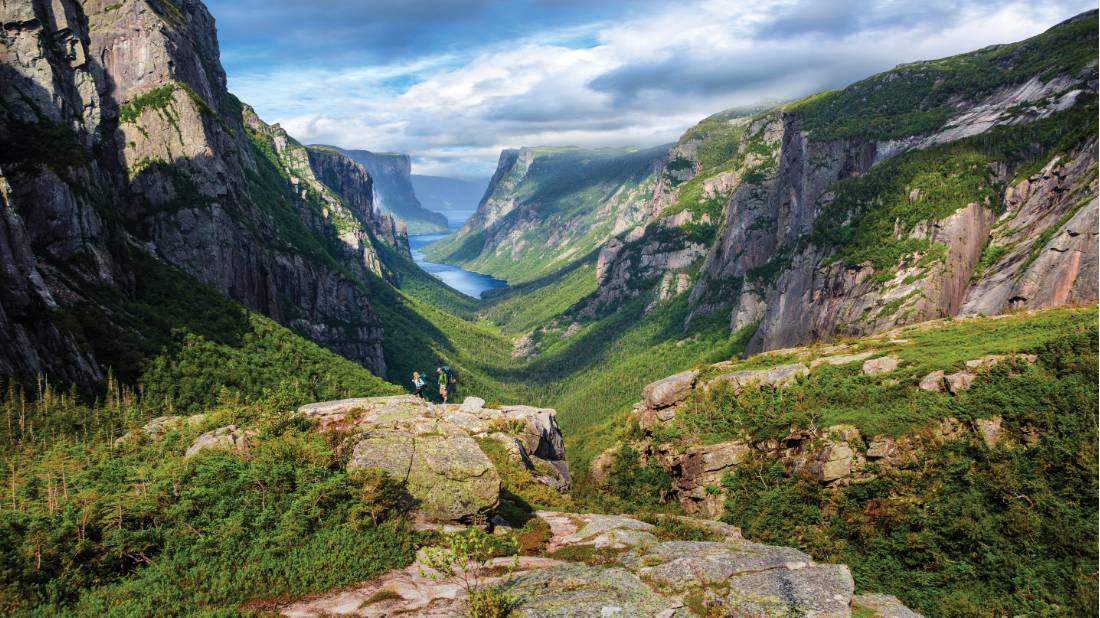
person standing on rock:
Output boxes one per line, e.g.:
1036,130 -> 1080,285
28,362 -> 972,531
436,367 -> 449,403
412,371 -> 426,399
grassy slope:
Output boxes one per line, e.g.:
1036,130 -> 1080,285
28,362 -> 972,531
787,10 -> 1097,141
425,146 -> 667,284
595,306 -> 1097,617
705,307 -> 1098,617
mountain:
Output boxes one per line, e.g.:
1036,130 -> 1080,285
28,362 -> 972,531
425,145 -> 669,284
575,12 -> 1098,351
323,147 -> 450,234
410,174 -> 490,227
0,0 -> 416,390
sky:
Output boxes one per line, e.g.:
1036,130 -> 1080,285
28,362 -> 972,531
206,0 -> 1095,178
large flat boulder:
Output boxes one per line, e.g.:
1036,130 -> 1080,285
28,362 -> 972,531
642,370 -> 698,409
349,425 -> 500,524
707,363 -> 809,392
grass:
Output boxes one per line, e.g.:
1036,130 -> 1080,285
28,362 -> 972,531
719,316 -> 1097,615
0,391 -> 418,615
425,145 -> 666,285
809,100 -> 1097,277
787,11 -> 1097,141
652,306 -> 1096,444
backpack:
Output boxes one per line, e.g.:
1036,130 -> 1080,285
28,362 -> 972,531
443,365 -> 456,385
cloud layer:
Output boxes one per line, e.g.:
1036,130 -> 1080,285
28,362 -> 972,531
207,0 -> 1094,177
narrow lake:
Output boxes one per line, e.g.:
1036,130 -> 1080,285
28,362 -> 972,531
408,233 -> 508,299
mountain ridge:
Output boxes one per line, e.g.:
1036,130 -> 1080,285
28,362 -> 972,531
318,146 -> 451,234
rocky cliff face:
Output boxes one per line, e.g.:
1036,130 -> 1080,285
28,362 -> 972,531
0,0 -> 407,386
328,147 -> 449,234
584,14 -> 1098,352
427,145 -> 668,284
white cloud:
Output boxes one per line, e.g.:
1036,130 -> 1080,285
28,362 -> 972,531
227,0 -> 1094,177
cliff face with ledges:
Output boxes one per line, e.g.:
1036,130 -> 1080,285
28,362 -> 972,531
0,0 -> 412,385
427,145 -> 667,285
329,147 -> 449,234
586,13 -> 1098,353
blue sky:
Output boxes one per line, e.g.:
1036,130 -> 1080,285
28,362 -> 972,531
205,0 -> 1095,178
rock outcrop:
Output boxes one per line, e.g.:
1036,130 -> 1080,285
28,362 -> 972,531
580,15 -> 1097,351
277,510 -> 919,617
296,396 -> 570,523
609,334 -> 1046,516
326,147 -> 449,234
425,145 -> 667,284
0,0 -> 413,386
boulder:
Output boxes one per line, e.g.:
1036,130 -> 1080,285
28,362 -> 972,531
500,405 -> 567,461
944,371 -> 976,394
115,414 -> 205,446
862,355 -> 900,375
184,425 -> 255,459
348,425 -> 500,524
459,396 -> 486,412
507,564 -> 674,618
807,443 -> 855,482
641,370 -> 698,409
918,370 -> 945,392
866,437 -> 897,459
964,353 -> 1037,370
282,510 -> 915,618
707,362 -> 809,392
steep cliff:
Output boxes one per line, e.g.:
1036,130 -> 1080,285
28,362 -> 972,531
326,147 -> 450,234
586,13 -> 1097,353
0,0 -> 410,387
426,145 -> 669,284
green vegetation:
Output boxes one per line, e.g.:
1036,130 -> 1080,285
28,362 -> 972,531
62,251 -> 398,414
0,121 -> 94,182
479,257 -> 598,335
419,528 -> 521,618
426,146 -> 666,284
478,439 -> 572,510
788,11 -> 1097,141
718,316 -> 1097,615
810,101 -> 1097,276
652,307 -> 1095,442
0,388 -> 417,614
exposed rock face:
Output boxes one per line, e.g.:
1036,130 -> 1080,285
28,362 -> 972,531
426,145 -> 667,284
297,395 -> 571,523
184,424 -> 256,459
305,146 -> 411,259
1,0 -> 401,385
278,510 -> 915,617
583,18 -> 1097,351
328,147 -> 449,234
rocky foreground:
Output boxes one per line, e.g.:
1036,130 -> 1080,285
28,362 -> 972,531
132,394 -> 918,617
278,508 -> 919,618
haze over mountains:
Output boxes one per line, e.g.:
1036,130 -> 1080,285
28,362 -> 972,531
0,0 -> 1096,615
410,175 -> 491,229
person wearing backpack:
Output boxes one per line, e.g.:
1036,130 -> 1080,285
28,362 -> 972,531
442,364 -> 457,397
436,366 -> 449,403
411,371 -> 426,399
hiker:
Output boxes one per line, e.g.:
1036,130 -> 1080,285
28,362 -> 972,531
411,371 -> 426,398
442,364 -> 456,398
436,367 -> 449,403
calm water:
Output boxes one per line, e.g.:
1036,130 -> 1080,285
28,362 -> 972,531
409,232 -> 507,299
